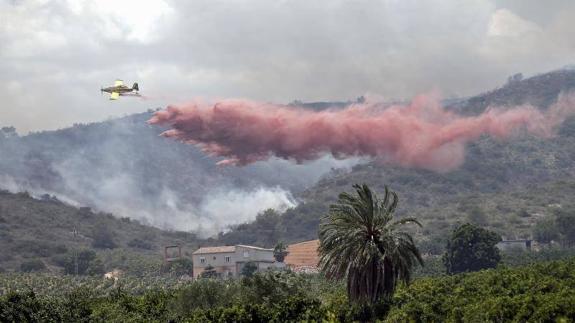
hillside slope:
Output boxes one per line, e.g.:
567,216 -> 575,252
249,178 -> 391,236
0,190 -> 204,272
219,68 -> 575,249
0,110 -> 354,232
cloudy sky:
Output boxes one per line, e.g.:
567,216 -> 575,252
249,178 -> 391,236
1,0 -> 574,133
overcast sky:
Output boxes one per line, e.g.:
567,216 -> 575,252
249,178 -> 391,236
1,0 -> 574,133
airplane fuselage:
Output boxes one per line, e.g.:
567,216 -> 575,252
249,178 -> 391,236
101,85 -> 134,94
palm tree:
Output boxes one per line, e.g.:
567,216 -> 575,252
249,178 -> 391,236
319,184 -> 423,304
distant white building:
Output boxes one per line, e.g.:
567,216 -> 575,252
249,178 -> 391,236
496,239 -> 532,251
192,245 -> 279,278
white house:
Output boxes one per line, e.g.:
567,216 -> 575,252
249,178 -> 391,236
192,245 -> 278,278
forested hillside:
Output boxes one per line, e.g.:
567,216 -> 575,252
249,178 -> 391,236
0,190 -> 203,273
220,68 -> 575,250
1,68 -> 575,254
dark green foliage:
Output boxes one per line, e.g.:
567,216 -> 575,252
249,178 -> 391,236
127,238 -> 152,250
533,217 -> 559,243
200,265 -> 217,279
319,184 -> 422,304
0,291 -> 63,322
555,206 -> 575,246
172,279 -> 239,315
386,258 -> 575,322
240,271 -> 306,305
162,258 -> 193,276
443,223 -> 502,274
62,249 -> 104,276
19,259 -> 46,273
186,296 -> 328,323
240,262 -> 258,278
2,258 -> 575,322
273,242 -> 288,262
91,223 -> 117,249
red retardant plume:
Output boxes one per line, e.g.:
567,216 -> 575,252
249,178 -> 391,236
148,94 -> 575,172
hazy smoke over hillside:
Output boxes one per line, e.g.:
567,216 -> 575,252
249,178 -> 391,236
150,93 -> 575,172
0,112 -> 355,235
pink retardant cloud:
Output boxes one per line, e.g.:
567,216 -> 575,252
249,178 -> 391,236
148,93 -> 575,172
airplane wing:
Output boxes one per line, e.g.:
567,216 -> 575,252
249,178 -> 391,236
110,92 -> 120,100
114,80 -> 124,86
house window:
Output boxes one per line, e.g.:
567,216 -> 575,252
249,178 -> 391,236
200,257 -> 205,264
225,256 -> 230,262
243,251 -> 249,258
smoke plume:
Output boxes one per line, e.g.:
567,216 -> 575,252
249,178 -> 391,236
149,94 -> 575,172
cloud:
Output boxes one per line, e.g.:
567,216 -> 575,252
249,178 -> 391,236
1,0 -> 575,133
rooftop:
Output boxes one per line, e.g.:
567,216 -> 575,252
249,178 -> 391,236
193,246 -> 236,254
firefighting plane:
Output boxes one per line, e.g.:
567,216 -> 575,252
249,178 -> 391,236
100,80 -> 140,100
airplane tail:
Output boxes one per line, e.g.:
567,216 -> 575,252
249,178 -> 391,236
132,83 -> 139,91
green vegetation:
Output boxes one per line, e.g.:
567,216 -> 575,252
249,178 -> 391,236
19,259 -> 46,273
443,223 -> 502,274
240,262 -> 258,278
1,258 -> 575,322
386,258 -> 575,322
0,190 -> 201,274
272,242 -> 288,262
218,69 -> 575,248
319,184 -> 422,303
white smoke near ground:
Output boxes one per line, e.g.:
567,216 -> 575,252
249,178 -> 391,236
0,172 -> 299,237
0,113 -> 355,236
198,186 -> 296,234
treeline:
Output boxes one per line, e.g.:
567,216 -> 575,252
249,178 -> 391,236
2,258 -> 575,322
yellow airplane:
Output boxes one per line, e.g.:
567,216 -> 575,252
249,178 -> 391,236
101,80 -> 140,100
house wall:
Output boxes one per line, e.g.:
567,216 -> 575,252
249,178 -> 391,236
496,240 -> 532,251
192,246 -> 275,278
192,251 -> 236,278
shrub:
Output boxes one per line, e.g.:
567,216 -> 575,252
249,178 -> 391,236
62,249 -> 104,276
20,259 -> 46,273
240,262 -> 258,278
91,224 -> 117,249
161,258 -> 193,276
127,238 -> 153,250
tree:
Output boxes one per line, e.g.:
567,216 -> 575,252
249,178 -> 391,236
443,223 -> 502,274
200,265 -> 218,279
241,262 -> 258,277
62,249 -> 104,275
273,242 -> 289,262
533,218 -> 559,244
319,184 -> 423,304
555,208 -> 575,247
162,258 -> 193,276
